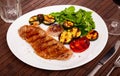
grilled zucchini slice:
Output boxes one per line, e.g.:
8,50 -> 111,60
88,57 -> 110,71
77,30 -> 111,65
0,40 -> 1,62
63,20 -> 74,29
59,31 -> 73,44
86,30 -> 98,41
69,27 -> 81,38
29,15 -> 40,25
43,15 -> 55,25
37,14 -> 44,23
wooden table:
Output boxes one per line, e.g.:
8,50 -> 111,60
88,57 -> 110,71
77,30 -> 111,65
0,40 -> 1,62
0,0 -> 120,76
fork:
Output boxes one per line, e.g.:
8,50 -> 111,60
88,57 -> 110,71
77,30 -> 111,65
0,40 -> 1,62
107,56 -> 120,76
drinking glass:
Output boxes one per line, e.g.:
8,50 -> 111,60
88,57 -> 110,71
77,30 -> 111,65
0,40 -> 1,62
0,0 -> 22,23
106,0 -> 120,35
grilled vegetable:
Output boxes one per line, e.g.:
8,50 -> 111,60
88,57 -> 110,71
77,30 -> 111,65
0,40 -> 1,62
68,27 -> 81,38
59,31 -> 73,44
47,24 -> 64,36
43,14 -> 55,25
29,15 -> 40,25
63,20 -> 74,29
70,37 -> 90,53
37,14 -> 44,23
86,30 -> 98,41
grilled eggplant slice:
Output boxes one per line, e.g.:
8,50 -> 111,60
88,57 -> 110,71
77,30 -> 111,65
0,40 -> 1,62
59,31 -> 73,44
43,15 -> 55,25
63,20 -> 74,29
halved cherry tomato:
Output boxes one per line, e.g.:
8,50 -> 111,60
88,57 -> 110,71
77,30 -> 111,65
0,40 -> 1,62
70,37 -> 90,53
86,30 -> 99,41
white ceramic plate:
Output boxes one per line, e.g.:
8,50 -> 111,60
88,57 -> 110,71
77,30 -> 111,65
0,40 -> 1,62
7,5 -> 108,70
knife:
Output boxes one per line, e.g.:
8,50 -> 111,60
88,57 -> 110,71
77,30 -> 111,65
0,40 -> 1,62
88,40 -> 120,76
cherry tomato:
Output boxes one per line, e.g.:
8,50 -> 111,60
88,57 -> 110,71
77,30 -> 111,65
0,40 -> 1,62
70,37 -> 90,53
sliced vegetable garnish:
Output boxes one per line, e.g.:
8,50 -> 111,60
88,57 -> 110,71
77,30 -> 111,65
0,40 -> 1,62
59,31 -> 73,44
70,37 -> 90,53
43,15 -> 55,25
86,30 -> 98,41
63,20 -> 74,29
29,16 -> 40,25
37,14 -> 44,23
68,27 -> 81,38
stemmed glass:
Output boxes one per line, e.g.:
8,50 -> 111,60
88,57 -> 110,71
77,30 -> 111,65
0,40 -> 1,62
106,0 -> 120,35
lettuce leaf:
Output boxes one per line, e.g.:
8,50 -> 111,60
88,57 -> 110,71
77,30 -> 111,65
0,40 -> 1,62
50,6 -> 95,36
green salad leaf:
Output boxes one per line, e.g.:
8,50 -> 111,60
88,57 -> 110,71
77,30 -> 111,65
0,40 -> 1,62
50,6 -> 95,36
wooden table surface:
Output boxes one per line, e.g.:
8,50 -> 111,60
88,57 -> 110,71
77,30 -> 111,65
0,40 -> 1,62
0,0 -> 120,76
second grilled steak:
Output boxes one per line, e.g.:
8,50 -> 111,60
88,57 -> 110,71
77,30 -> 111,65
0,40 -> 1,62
18,25 -> 73,60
